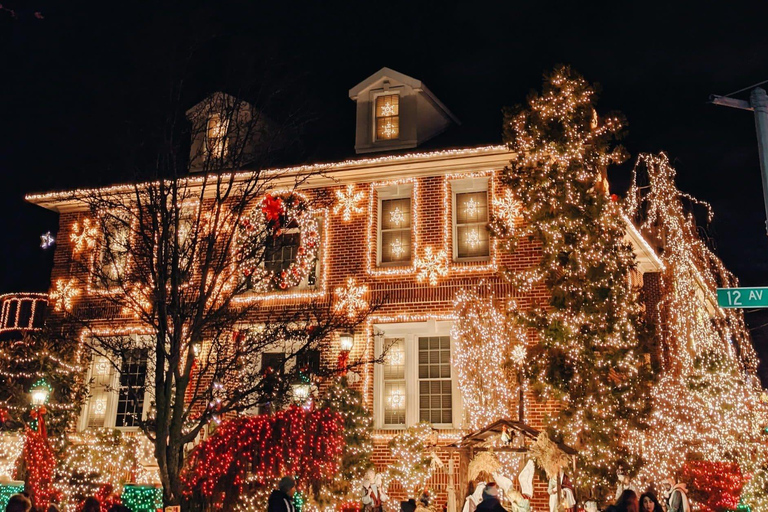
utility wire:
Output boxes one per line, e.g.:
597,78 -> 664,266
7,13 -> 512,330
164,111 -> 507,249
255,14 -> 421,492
724,79 -> 768,98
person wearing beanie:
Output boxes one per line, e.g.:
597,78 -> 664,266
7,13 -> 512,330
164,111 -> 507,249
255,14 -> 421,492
474,483 -> 505,512
268,476 -> 297,512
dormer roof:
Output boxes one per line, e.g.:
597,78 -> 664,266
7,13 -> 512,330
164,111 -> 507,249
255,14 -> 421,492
349,67 -> 459,154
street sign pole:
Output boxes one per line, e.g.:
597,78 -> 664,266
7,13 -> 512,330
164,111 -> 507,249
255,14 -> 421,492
711,86 -> 768,236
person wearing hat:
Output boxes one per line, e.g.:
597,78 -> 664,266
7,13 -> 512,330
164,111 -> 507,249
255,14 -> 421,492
474,483 -> 505,512
268,476 -> 297,512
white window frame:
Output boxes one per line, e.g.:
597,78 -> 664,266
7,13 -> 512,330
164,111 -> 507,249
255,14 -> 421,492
451,177 -> 490,262
377,184 -> 413,267
373,320 -> 463,430
205,113 -> 229,159
78,335 -> 153,432
372,90 -> 402,143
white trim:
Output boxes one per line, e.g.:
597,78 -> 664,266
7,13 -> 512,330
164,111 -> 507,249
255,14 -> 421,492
372,90 -> 402,143
373,320 -> 462,430
376,184 -> 413,267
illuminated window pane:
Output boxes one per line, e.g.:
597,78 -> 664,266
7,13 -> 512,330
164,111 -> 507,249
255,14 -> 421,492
383,338 -> 406,425
375,95 -> 400,140
380,198 -> 411,264
206,114 -> 228,158
99,217 -> 130,287
455,191 -> 490,259
115,349 -> 148,428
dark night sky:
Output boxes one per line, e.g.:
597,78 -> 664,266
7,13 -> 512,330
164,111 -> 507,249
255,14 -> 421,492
2,1 -> 768,374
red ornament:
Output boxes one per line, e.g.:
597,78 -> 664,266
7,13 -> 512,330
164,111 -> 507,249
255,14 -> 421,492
610,193 -> 619,202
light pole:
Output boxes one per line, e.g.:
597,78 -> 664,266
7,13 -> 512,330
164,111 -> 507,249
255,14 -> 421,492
710,85 -> 768,235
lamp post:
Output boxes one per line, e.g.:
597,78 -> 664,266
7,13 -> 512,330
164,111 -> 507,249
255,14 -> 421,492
291,380 -> 311,405
29,380 -> 51,439
339,332 -> 354,353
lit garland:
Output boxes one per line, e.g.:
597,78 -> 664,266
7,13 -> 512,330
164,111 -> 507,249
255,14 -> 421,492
0,433 -> 24,480
414,247 -> 448,286
24,424 -> 56,507
680,462 -> 747,512
625,153 -> 768,508
236,192 -> 320,291
0,293 -> 48,333
333,184 -> 365,222
334,277 -> 369,319
0,483 -> 24,511
451,288 -> 526,430
49,278 -> 80,313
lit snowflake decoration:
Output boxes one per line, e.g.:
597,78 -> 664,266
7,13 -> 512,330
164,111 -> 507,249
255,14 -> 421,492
389,206 -> 405,226
40,231 -> 55,249
334,276 -> 369,319
387,343 -> 405,366
92,398 -> 107,415
382,120 -> 397,138
390,238 -> 406,259
510,345 -> 527,366
464,197 -> 479,218
493,189 -> 522,229
333,184 -> 365,222
380,102 -> 397,116
415,247 -> 449,286
50,278 -> 80,312
387,389 -> 405,410
466,229 -> 481,249
70,218 -> 98,254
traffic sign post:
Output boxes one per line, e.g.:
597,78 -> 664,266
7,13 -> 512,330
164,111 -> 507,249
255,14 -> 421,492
717,287 -> 768,308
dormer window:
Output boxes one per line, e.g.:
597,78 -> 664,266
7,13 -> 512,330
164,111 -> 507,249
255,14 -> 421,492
206,114 -> 228,158
375,94 -> 400,141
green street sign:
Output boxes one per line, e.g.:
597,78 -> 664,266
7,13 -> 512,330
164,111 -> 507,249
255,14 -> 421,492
717,287 -> 768,308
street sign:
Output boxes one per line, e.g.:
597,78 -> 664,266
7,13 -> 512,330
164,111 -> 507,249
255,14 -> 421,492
717,287 -> 768,308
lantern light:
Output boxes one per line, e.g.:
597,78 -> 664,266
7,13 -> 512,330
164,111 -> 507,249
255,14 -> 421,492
339,332 -> 354,352
29,379 -> 52,407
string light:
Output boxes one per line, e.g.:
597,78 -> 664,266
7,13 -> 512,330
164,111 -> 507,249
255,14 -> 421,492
69,217 -> 98,254
40,231 -> 55,249
333,184 -> 365,222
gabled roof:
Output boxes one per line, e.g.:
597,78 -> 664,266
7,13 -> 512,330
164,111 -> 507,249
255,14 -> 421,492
449,418 -> 578,456
348,67 -> 460,124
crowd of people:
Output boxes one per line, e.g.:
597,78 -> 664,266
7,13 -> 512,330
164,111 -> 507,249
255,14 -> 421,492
4,492 -> 131,512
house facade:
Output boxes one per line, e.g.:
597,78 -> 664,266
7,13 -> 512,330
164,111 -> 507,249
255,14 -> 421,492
25,68 -> 664,510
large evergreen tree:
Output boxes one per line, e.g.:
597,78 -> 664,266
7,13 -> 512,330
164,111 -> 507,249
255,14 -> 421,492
491,66 -> 653,499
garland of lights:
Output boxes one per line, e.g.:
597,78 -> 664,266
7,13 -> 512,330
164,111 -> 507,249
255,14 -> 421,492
24,425 -> 56,507
385,422 -> 433,499
0,483 -> 24,511
182,406 -> 344,510
680,461 -> 746,512
236,192 -> 319,291
122,485 -> 163,512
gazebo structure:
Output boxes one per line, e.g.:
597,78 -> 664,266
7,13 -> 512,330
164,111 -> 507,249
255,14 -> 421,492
447,419 -> 577,511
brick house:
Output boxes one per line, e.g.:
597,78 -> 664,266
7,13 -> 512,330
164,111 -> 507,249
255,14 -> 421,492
26,68 -> 664,511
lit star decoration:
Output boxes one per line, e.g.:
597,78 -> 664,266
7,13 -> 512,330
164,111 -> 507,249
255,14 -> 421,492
49,278 -> 80,313
333,184 -> 365,222
40,231 -> 55,249
69,217 -> 98,254
414,247 -> 448,286
333,277 -> 369,319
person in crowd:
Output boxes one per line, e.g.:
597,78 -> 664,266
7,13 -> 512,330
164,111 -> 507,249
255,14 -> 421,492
268,476 -> 297,512
474,483 -> 505,512
639,492 -> 664,512
81,497 -> 100,512
5,494 -> 31,512
607,490 -> 639,512
666,477 -> 690,512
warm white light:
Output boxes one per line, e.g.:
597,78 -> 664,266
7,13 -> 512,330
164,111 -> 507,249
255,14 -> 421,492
390,207 -> 405,226
292,382 -> 311,403
31,388 -> 49,407
391,238 -> 405,258
339,333 -> 354,352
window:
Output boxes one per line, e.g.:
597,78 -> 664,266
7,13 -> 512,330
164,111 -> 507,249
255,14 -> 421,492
259,352 -> 284,415
375,94 -> 399,140
81,344 -> 150,430
265,229 -> 300,276
297,349 -> 321,376
383,338 -> 406,425
206,114 -> 228,158
453,187 -> 490,260
374,322 -> 459,429
380,197 -> 412,264
115,350 -> 149,427
418,336 -> 452,424
99,216 -> 130,287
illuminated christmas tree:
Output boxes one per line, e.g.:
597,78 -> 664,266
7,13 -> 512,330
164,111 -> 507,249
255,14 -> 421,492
491,66 -> 654,498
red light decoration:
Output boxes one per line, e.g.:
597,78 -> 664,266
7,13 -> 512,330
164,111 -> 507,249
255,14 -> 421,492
681,461 -> 747,512
23,424 -> 56,507
182,406 -> 344,509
